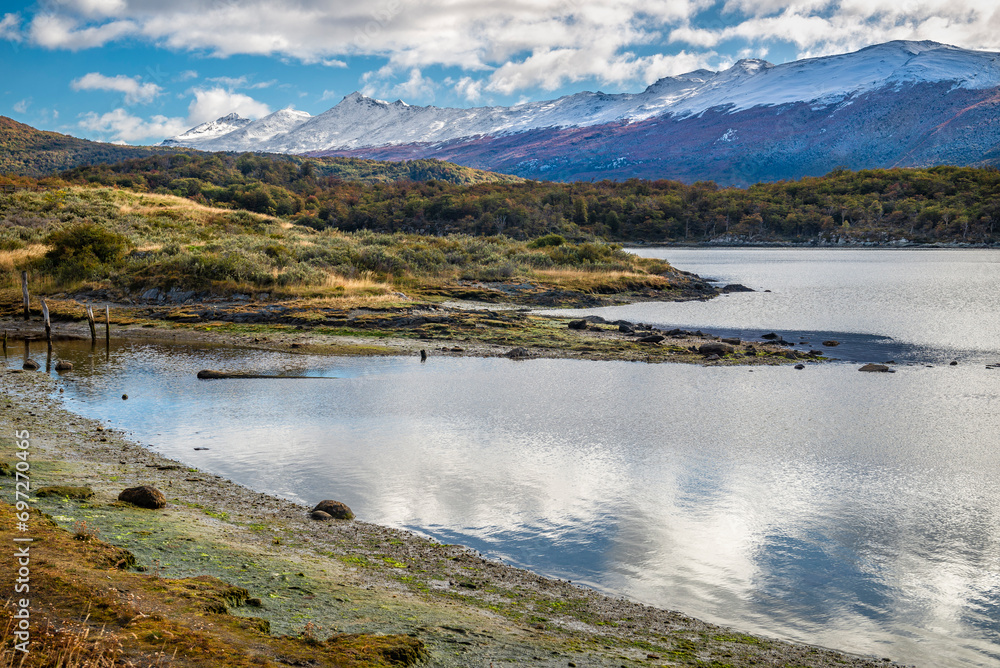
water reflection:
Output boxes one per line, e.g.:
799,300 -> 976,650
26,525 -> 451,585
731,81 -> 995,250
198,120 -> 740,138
9,340 -> 999,667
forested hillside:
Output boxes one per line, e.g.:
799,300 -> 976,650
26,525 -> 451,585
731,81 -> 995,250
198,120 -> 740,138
57,157 -> 1000,245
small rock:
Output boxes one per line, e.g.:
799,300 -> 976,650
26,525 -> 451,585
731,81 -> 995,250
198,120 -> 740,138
859,363 -> 892,373
761,332 -> 779,340
636,335 -> 665,344
312,500 -> 354,520
567,319 -> 588,330
618,324 -> 633,333
55,361 -> 73,372
822,340 -> 841,347
794,364 -> 805,370
504,347 -> 530,359
122,394 -> 128,400
310,510 -> 334,521
118,485 -> 166,509
22,359 -> 39,370
704,354 -> 720,361
698,342 -> 735,356
721,283 -> 754,293
721,337 -> 741,345
950,360 -> 958,366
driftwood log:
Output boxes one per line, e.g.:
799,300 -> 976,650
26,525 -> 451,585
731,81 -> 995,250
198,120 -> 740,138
196,369 -> 336,379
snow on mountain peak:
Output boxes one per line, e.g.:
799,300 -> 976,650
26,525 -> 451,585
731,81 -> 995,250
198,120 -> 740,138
161,41 -> 1000,154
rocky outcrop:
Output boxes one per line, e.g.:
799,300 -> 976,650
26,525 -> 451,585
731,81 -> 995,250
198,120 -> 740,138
118,485 -> 167,509
312,500 -> 354,520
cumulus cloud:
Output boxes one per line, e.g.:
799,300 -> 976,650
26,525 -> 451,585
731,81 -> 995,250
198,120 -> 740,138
78,108 -> 189,143
672,0 -> 1000,57
17,0 -> 1000,100
186,87 -> 270,124
29,13 -> 135,50
71,72 -> 162,104
13,98 -> 31,113
0,12 -> 22,41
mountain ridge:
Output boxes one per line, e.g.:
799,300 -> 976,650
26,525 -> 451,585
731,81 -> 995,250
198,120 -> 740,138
160,40 -> 1000,184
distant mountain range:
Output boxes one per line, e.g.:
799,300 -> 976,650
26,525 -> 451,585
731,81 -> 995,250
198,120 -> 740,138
162,41 -> 1000,185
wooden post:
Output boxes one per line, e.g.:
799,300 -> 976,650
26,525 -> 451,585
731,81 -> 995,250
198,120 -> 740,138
2,330 -> 6,355
21,271 -> 29,321
41,298 -> 51,348
105,305 -> 111,347
86,306 -> 97,346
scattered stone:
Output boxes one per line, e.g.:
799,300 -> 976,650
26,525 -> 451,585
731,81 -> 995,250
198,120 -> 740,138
311,500 -> 354,520
567,319 -> 588,330
504,347 -> 530,359
794,364 -> 805,370
859,363 -> 893,373
698,342 -> 735,356
950,360 -> 958,366
420,349 -> 427,362
122,394 -> 128,400
761,332 -> 778,340
118,485 -> 167,509
140,288 -> 161,301
22,359 -> 39,370
55,361 -> 73,372
822,340 -> 841,347
704,354 -> 720,361
720,337 -> 741,346
310,510 -> 334,521
35,485 -> 94,499
636,335 -> 665,344
193,447 -> 209,451
618,324 -> 633,333
721,284 -> 754,293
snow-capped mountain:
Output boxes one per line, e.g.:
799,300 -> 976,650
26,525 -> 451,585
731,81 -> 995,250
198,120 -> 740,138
181,108 -> 313,152
161,41 -> 1000,184
159,112 -> 252,148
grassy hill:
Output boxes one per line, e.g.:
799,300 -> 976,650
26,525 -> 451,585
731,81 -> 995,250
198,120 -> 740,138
0,116 -> 522,186
0,116 -> 173,177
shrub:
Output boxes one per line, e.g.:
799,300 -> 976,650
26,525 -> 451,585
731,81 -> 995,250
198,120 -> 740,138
43,222 -> 129,280
527,233 -> 566,248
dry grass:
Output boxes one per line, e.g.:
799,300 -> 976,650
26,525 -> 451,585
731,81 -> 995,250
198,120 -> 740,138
286,270 -> 405,308
0,610 -> 132,668
0,244 -> 48,273
529,267 -> 670,291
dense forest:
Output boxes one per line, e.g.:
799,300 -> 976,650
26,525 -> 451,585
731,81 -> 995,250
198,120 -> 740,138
59,153 -> 1000,245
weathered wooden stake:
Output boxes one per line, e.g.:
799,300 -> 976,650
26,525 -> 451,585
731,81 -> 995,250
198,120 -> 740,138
105,305 -> 111,347
86,306 -> 97,346
2,330 -> 7,355
21,271 -> 29,321
41,298 -> 51,348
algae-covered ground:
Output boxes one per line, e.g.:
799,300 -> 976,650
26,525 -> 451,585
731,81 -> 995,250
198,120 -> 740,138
0,369 -> 901,667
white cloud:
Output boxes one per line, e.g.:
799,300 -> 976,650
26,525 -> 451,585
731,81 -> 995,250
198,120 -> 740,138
319,89 -> 339,102
17,0 -> 1000,99
671,0 -> 1000,58
450,76 -> 483,102
186,87 -> 270,124
28,13 -> 135,50
70,72 -> 162,104
78,108 -> 189,143
390,68 -> 436,101
13,97 -> 31,113
175,70 -> 198,82
0,12 -> 22,42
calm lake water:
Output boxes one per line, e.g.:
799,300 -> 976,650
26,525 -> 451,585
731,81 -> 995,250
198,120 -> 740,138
6,249 -> 1000,667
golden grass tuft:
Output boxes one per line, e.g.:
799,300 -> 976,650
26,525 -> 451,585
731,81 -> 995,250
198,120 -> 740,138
0,244 -> 48,273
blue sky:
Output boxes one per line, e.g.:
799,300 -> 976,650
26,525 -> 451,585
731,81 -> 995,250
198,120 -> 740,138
2,0 -> 998,145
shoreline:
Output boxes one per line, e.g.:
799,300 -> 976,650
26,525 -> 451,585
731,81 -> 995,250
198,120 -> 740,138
0,368 -> 907,667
